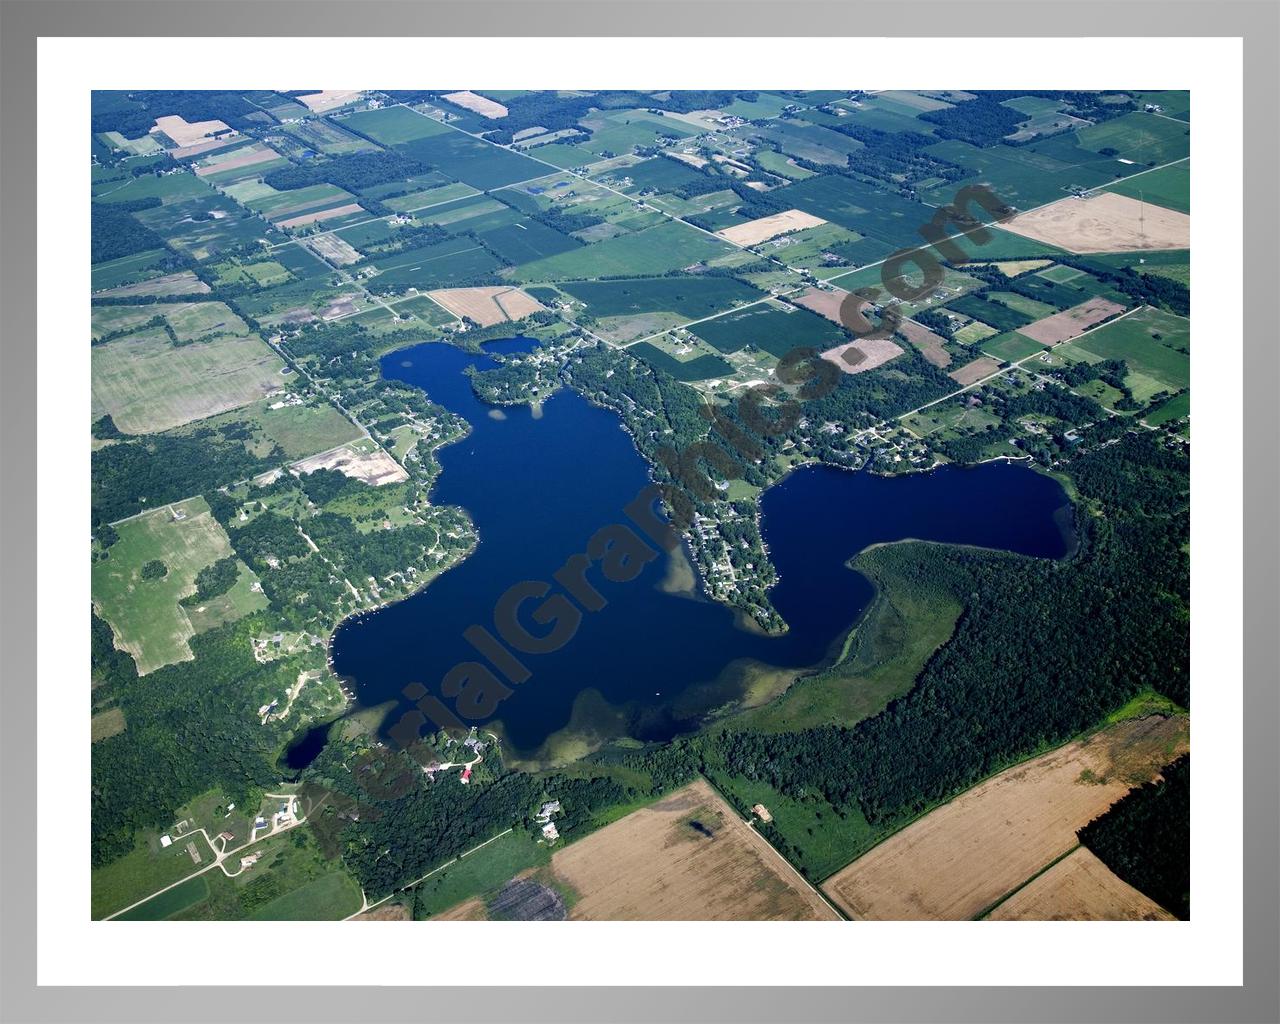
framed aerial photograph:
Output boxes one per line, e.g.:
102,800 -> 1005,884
5,4 -> 1276,1023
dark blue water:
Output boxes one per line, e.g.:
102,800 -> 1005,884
328,338 -> 1073,756
283,721 -> 332,771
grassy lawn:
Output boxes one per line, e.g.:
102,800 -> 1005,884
705,770 -> 879,882
116,874 -> 211,920
91,830 -> 216,919
248,870 -> 363,920
172,827 -> 363,921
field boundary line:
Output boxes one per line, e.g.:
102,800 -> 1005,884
972,842 -> 1081,921
347,826 -> 517,920
698,773 -> 846,921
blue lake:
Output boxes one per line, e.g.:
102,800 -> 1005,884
325,338 -> 1074,758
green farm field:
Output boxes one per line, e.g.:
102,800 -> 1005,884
980,330 -> 1045,363
398,130 -> 550,190
1059,306 -> 1190,392
510,221 -> 734,282
91,327 -> 286,434
91,497 -> 250,674
627,340 -> 734,382
116,874 -> 211,921
197,396 -> 362,461
411,830 -> 551,919
341,105 -> 453,146
92,830 -> 218,919
1104,160 -> 1190,214
91,250 -> 172,292
368,236 -> 501,292
558,276 -> 762,319
689,300 -> 845,357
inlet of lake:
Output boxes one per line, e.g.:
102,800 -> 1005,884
319,337 -> 1074,764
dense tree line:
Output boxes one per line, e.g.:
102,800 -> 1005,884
91,198 -> 164,263
91,427 -> 283,526
706,429 -> 1187,826
1078,755 -> 1190,919
91,615 -> 305,865
1062,256 -> 1191,317
91,90 -> 261,138
919,95 -> 1026,147
820,122 -> 970,188
179,556 -> 242,607
262,151 -> 429,193
300,736 -> 634,897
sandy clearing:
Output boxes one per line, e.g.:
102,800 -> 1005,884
821,337 -> 904,374
988,848 -> 1175,921
1019,297 -> 1127,346
431,897 -> 489,921
292,443 -> 409,486
549,778 -> 838,921
306,234 -> 363,267
897,319 -> 951,368
296,90 -> 365,113
948,355 -> 1003,386
426,286 -> 546,328
91,707 -> 127,743
351,902 -> 412,921
791,286 -> 866,328
718,209 -> 827,247
664,150 -> 710,169
998,192 -> 1190,254
276,202 -> 364,230
822,715 -> 1189,921
151,114 -> 233,148
442,91 -> 509,119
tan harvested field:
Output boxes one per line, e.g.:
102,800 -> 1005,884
988,848 -> 1175,921
1018,297 -> 1128,346
442,91 -> 509,119
822,337 -> 905,374
718,209 -> 827,247
432,897 -> 488,921
151,114 -> 234,148
426,286 -> 546,327
170,137 -> 240,161
277,202 -> 364,230
792,286 -> 864,327
352,902 -> 412,921
948,355 -> 1004,386
194,144 -> 280,178
91,330 -> 286,434
822,715 -> 1189,921
898,319 -> 951,368
293,442 -> 409,486
296,90 -> 364,113
549,778 -> 838,921
97,271 -> 210,299
91,707 -> 127,743
999,192 -> 1190,253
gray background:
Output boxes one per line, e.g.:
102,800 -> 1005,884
1,2 -> 1275,1021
